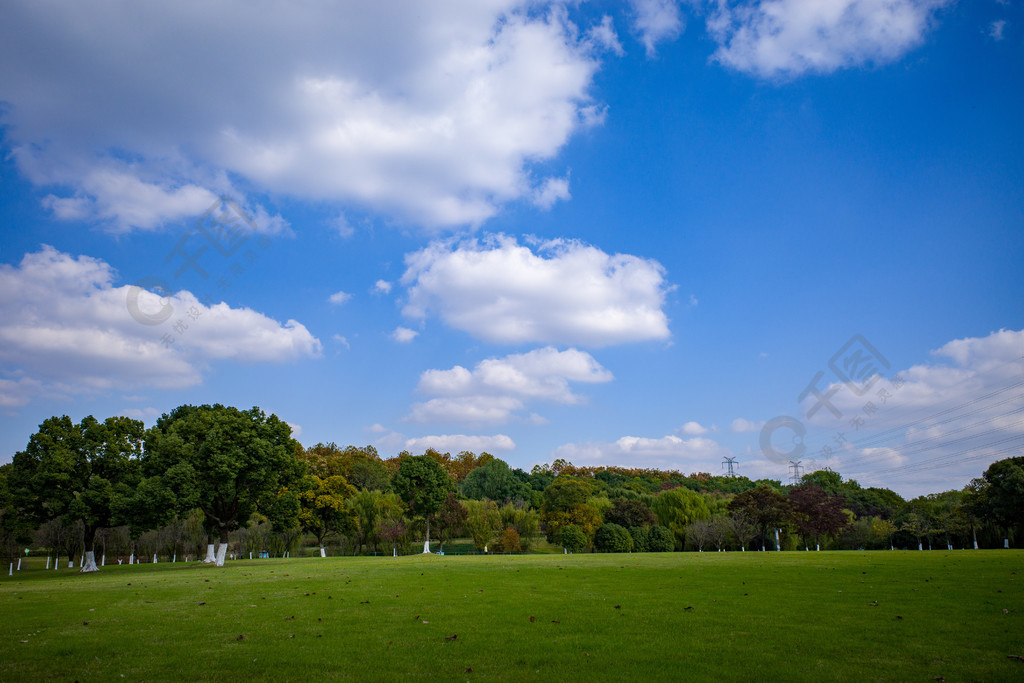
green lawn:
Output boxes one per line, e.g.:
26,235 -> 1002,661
1,551 -> 1021,681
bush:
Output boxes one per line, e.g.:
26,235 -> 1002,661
559,524 -> 587,553
594,523 -> 633,553
629,526 -> 649,552
493,527 -> 521,553
646,526 -> 674,552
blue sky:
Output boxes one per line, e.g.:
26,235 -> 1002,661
1,0 -> 1022,497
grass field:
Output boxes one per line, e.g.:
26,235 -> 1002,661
1,551 -> 1021,681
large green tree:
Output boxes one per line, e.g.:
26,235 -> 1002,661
461,458 -> 530,503
978,456 -> 1024,546
10,415 -> 144,572
141,404 -> 302,566
391,454 -> 454,553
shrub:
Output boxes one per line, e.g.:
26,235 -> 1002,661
559,524 -> 587,553
629,526 -> 649,552
594,523 -> 633,553
646,526 -> 675,552
493,527 -> 521,553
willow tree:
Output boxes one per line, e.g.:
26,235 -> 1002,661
142,404 -> 302,566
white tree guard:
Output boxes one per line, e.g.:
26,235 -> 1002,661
80,550 -> 100,573
203,544 -> 216,563
215,543 -> 228,567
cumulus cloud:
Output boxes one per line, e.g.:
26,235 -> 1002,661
552,434 -> 732,470
392,327 -> 419,343
407,347 -> 612,424
730,417 -> 765,433
373,280 -> 393,295
678,421 -> 709,435
328,290 -> 352,305
402,234 -> 672,347
0,1 -> 612,230
405,434 -> 516,454
629,0 -> 685,57
0,246 -> 321,408
707,0 -> 950,78
531,176 -> 571,210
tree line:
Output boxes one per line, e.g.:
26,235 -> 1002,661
1,404 -> 1021,571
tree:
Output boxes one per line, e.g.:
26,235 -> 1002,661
0,463 -> 31,565
461,458 -> 530,503
646,525 -> 675,552
464,499 -> 502,551
978,456 -> 1024,546
686,518 -> 713,551
435,493 -> 468,551
392,455 -> 454,553
141,404 -> 302,566
559,524 -> 587,553
727,510 -> 757,551
652,488 -> 711,550
10,415 -> 145,572
727,485 -> 792,550
541,477 -> 601,544
605,499 -> 657,528
594,523 -> 633,552
297,474 -> 357,554
788,485 -> 850,550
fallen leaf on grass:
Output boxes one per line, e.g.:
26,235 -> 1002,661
284,616 -> 294,621
614,605 -> 621,609
360,601 -> 370,604
237,635 -> 245,641
445,634 -> 458,641
684,606 -> 694,611
465,668 -> 473,673
529,617 -> 535,622
197,602 -> 206,606
551,620 -> 560,624
1006,655 -> 1023,662
867,602 -> 878,607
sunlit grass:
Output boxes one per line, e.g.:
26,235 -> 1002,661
1,551 -> 1021,681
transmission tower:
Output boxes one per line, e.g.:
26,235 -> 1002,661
722,456 -> 738,477
788,460 -> 804,485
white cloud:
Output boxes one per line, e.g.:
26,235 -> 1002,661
629,0 -> 684,57
988,19 -> 1006,42
0,246 -> 321,408
707,0 -> 950,78
679,420 -> 709,435
407,346 -> 612,424
405,433 -> 516,454
795,328 -> 1024,496
730,417 -> 765,433
328,290 -> 352,305
392,327 -> 419,343
286,422 -> 303,438
0,1 -> 612,230
332,334 -> 350,349
531,176 -> 571,210
374,280 -> 393,295
587,15 -> 625,56
552,434 -> 731,470
366,423 -> 389,434
333,214 -> 356,238
402,234 -> 672,347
